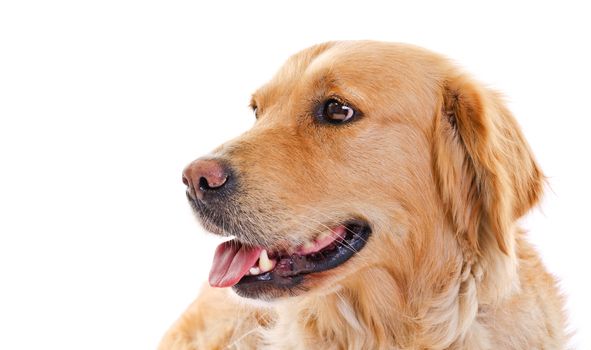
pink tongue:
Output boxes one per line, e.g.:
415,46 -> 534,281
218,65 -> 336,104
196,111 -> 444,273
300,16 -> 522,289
208,240 -> 262,288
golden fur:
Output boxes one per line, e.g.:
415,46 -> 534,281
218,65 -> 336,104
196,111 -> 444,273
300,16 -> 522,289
160,41 -> 567,349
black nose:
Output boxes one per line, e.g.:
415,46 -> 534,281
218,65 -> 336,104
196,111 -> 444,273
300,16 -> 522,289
182,158 -> 232,201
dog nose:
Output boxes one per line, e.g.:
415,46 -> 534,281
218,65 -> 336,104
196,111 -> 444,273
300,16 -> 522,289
182,159 -> 230,201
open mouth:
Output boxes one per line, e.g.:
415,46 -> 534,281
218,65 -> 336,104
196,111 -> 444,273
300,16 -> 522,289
208,220 -> 371,297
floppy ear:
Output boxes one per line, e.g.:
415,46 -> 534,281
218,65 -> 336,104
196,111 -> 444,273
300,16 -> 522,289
433,74 -> 544,255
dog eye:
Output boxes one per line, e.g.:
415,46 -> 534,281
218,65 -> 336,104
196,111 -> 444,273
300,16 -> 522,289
253,107 -> 258,119
322,99 -> 355,124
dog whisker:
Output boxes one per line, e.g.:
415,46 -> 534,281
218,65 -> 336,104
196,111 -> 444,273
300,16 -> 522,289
290,213 -> 361,255
293,204 -> 371,246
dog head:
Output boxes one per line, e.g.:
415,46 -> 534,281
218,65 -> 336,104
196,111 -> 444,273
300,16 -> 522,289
182,41 -> 543,302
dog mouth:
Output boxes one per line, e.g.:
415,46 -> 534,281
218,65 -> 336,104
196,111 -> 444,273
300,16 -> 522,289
207,220 -> 372,296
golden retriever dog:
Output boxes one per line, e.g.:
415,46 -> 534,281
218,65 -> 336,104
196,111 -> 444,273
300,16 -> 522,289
160,41 -> 567,349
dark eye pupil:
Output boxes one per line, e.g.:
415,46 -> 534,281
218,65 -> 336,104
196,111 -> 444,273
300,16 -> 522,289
324,100 -> 354,122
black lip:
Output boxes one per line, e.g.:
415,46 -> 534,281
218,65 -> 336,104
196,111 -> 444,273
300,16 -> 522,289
232,220 -> 372,299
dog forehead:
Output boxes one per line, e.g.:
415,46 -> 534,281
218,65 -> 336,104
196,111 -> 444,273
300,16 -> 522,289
261,42 -> 400,95
303,41 -> 444,82
253,41 -> 445,127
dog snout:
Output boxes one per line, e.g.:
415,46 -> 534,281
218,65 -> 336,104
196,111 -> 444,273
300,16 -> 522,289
182,158 -> 232,201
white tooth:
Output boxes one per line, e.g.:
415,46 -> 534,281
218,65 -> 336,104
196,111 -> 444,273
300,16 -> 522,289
249,266 -> 261,275
302,241 -> 315,250
259,249 -> 274,272
318,231 -> 331,240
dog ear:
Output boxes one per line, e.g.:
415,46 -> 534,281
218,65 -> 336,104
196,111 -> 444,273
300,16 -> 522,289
433,74 -> 544,255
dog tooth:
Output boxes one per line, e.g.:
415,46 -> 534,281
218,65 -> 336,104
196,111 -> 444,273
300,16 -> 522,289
249,266 -> 261,275
317,231 -> 331,240
259,249 -> 274,272
302,241 -> 315,250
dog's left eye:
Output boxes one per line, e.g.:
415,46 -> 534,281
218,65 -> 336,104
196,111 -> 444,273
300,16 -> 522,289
321,99 -> 356,124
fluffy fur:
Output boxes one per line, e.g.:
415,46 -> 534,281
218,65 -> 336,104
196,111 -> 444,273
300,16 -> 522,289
160,41 -> 567,349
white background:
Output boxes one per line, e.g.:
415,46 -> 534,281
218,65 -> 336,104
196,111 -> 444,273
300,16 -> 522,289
1,1 -> 590,349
